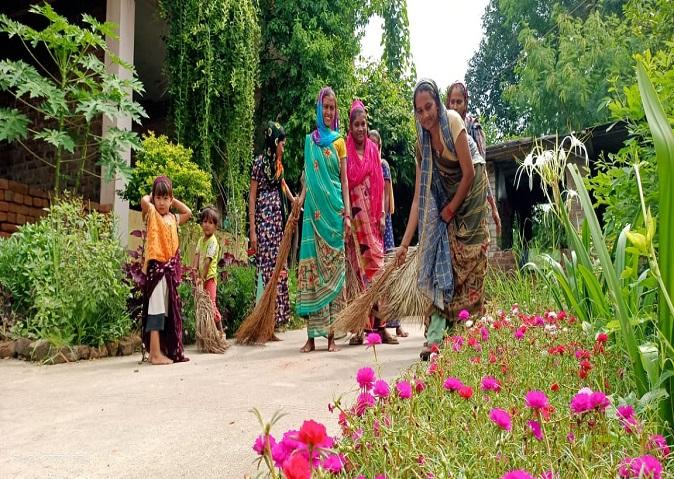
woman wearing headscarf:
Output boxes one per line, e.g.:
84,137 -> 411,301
248,121 -> 295,330
445,81 -> 501,236
297,87 -> 351,353
396,79 -> 490,360
344,100 -> 397,345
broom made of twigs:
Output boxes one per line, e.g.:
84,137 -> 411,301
194,285 -> 230,353
379,246 -> 431,324
236,196 -> 303,345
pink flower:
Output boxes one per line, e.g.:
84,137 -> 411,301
570,392 -> 593,414
458,309 -> 470,321
443,376 -> 463,392
298,420 -> 328,448
481,376 -> 501,392
489,408 -> 512,431
253,433 -> 276,455
366,332 -> 382,346
618,455 -> 663,479
590,391 -> 610,411
617,404 -> 639,432
596,332 -> 608,343
322,453 -> 345,474
282,453 -> 312,479
427,361 -> 438,374
458,385 -> 473,400
539,471 -> 557,479
450,335 -> 464,352
396,381 -> 412,399
527,420 -> 543,441
514,326 -> 526,340
566,432 -> 575,443
525,390 -> 549,410
271,441 -> 291,468
480,326 -> 490,342
356,392 -> 376,416
356,367 -> 376,390
648,434 -> 671,458
501,471 -> 535,479
373,379 -> 390,399
415,379 -> 426,393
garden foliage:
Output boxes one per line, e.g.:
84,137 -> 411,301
0,4 -> 146,193
253,307 -> 672,478
122,132 -> 214,210
0,197 -> 131,346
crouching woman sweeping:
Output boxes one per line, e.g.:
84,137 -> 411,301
396,79 -> 489,360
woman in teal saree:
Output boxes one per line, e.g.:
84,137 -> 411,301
297,86 -> 351,353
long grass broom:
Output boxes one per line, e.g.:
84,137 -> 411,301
194,285 -> 230,353
236,197 -> 303,345
379,246 -> 431,324
331,256 -> 399,335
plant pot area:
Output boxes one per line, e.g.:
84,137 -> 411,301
0,335 -> 141,365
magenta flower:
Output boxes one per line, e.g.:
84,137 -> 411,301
480,326 -> 490,342
501,471 -> 535,479
253,433 -> 276,455
366,332 -> 382,346
443,376 -> 463,392
355,392 -> 375,416
618,455 -> 663,479
373,379 -> 390,399
539,471 -> 557,479
648,434 -> 671,458
271,441 -> 291,468
617,404 -> 639,432
527,420 -> 543,441
458,309 -> 470,321
525,390 -> 549,410
514,326 -> 526,340
322,453 -> 345,474
396,381 -> 412,399
566,432 -> 576,443
489,408 -> 512,431
570,391 -> 592,414
356,367 -> 376,390
590,391 -> 610,411
481,376 -> 501,393
450,335 -> 464,352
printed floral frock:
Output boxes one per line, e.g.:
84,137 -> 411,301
251,154 -> 290,326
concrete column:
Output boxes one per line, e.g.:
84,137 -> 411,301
101,0 -> 135,247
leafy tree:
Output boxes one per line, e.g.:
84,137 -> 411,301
0,4 -> 146,194
160,0 -> 260,232
255,0 -> 367,187
378,0 -> 414,82
122,132 -> 214,210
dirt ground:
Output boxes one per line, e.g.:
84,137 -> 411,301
0,323 -> 423,479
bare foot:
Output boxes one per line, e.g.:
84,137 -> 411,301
149,353 -> 173,365
300,339 -> 315,353
396,326 -> 409,338
327,335 -> 340,352
270,334 -> 282,342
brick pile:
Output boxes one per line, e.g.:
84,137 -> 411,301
0,179 -> 50,237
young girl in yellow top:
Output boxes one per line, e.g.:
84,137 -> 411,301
192,207 -> 223,335
141,176 -> 192,365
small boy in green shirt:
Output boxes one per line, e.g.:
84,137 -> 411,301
193,207 -> 223,334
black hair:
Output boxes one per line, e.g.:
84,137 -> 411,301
200,207 -> 219,225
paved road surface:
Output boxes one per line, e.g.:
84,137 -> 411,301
1,324 -> 423,479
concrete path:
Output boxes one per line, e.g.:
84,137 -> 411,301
1,324 -> 424,479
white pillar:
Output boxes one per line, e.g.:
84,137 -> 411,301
101,0 -> 135,247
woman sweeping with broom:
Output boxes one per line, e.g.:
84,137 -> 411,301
297,86 -> 350,353
396,79 -> 489,360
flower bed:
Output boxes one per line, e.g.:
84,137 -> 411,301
252,306 -> 672,478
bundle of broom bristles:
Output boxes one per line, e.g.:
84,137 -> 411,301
194,285 -> 230,353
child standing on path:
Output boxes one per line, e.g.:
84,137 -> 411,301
141,176 -> 192,364
193,207 -> 224,335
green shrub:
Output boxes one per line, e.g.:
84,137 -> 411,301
122,132 -> 214,210
0,197 -> 132,346
218,264 -> 256,335
177,281 -> 196,345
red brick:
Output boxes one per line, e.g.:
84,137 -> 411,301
13,193 -> 23,204
0,201 -> 8,212
0,178 -> 8,189
99,204 -> 112,214
29,187 -> 49,199
0,232 -> 10,238
3,190 -> 12,202
7,203 -> 20,214
0,212 -> 6,222
23,196 -> 32,206
1,223 -> 18,233
7,213 -> 16,223
8,180 -> 28,195
15,214 -> 26,225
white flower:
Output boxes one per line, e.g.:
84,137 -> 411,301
465,320 -> 474,328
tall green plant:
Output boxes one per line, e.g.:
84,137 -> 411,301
160,0 -> 259,233
0,4 -> 146,193
636,61 -> 674,430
